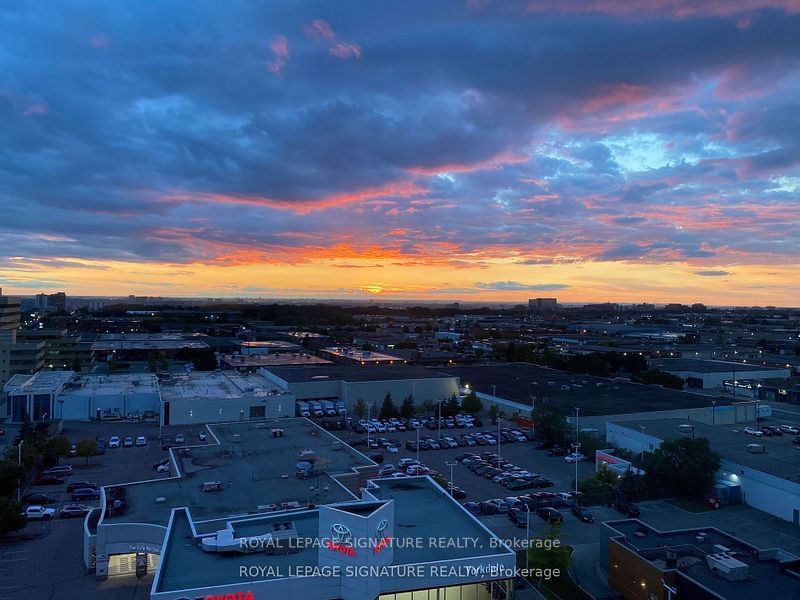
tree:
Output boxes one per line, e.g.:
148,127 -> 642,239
640,369 -> 684,390
488,404 -> 499,425
461,391 -> 483,415
0,497 -> 26,537
400,395 -> 415,419
42,435 -> 72,467
618,470 -> 648,502
645,436 -> 720,499
533,405 -> 569,444
76,438 -> 97,467
158,351 -> 168,371
422,399 -> 435,416
442,395 -> 460,417
527,522 -> 572,585
0,463 -> 25,498
147,352 -> 158,372
379,393 -> 397,420
353,398 -> 367,419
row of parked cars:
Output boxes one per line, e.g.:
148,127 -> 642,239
459,451 -> 555,490
462,492 -> 593,525
744,424 -> 800,437
370,458 -> 469,498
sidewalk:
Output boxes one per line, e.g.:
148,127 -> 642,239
570,542 -> 619,599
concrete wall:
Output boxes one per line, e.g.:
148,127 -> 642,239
717,459 -> 800,524
342,378 -> 460,411
165,392 -> 296,425
60,391 -> 160,420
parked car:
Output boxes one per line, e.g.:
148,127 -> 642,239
71,488 -> 101,502
21,493 -> 54,505
59,503 -> 90,519
463,502 -> 482,516
613,501 -> 640,517
477,501 -> 498,515
744,427 -> 763,437
67,481 -> 99,493
153,458 -> 170,470
547,446 -> 568,456
23,505 -> 56,520
108,436 -> 121,448
198,430 -> 207,441
564,453 -> 586,463
123,436 -> 134,448
368,452 -> 385,464
135,435 -> 147,446
536,507 -> 564,523
505,479 -> 536,491
486,499 -> 509,514
174,434 -> 185,444
779,424 -> 800,435
35,474 -> 64,486
507,507 -> 528,528
156,463 -> 170,473
95,439 -> 106,454
44,465 -> 73,476
571,505 -> 595,523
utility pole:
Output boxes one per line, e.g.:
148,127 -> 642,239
530,393 -> 536,440
416,423 -> 420,464
639,425 -> 646,463
497,416 -> 501,461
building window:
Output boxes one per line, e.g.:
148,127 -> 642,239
249,405 -> 266,419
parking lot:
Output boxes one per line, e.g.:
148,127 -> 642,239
1,420 -> 179,600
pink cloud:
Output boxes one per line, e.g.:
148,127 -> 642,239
23,102 -> 49,117
303,19 -> 361,60
89,33 -> 110,48
329,42 -> 361,60
267,35 -> 290,75
303,19 -> 336,42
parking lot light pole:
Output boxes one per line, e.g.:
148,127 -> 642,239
446,461 -> 457,497
16,440 -> 24,502
438,398 -> 442,441
574,407 -> 580,496
530,394 -> 535,440
497,416 -> 501,461
416,424 -> 420,464
525,505 -> 531,570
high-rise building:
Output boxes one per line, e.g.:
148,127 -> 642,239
528,297 -> 558,311
0,289 -> 44,385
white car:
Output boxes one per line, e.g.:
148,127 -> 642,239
387,445 -> 399,454
156,463 -> 170,473
198,430 -> 207,441
779,424 -> 799,435
398,458 -> 418,469
744,427 -> 763,437
23,505 -> 56,520
564,453 -> 587,463
107,436 -> 121,448
135,435 -> 147,446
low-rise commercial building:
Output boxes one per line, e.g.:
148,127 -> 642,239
87,419 -> 516,600
607,418 -> 800,524
650,359 -> 790,390
604,519 -> 800,599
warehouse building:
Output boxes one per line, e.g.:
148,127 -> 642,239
606,418 -> 800,525
649,358 -> 790,390
260,366 -> 460,413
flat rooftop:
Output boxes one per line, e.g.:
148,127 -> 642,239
3,370 -> 75,394
322,346 -> 403,363
606,519 -> 800,600
651,359 -> 788,374
158,371 -> 284,401
103,419 -> 373,527
265,365 -> 456,384
91,333 -> 209,351
441,363 -> 728,416
60,373 -> 160,395
611,418 -> 800,482
155,476 -> 511,593
220,353 -> 331,368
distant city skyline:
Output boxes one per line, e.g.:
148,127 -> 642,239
1,2 -> 799,303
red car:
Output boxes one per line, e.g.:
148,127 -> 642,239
35,474 -> 65,485
67,481 -> 99,493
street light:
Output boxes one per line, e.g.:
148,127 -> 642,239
524,504 -> 531,570
416,423 -> 421,464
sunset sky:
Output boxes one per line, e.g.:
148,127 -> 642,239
1,1 -> 799,304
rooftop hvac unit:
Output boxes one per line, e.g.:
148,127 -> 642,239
706,553 -> 749,581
